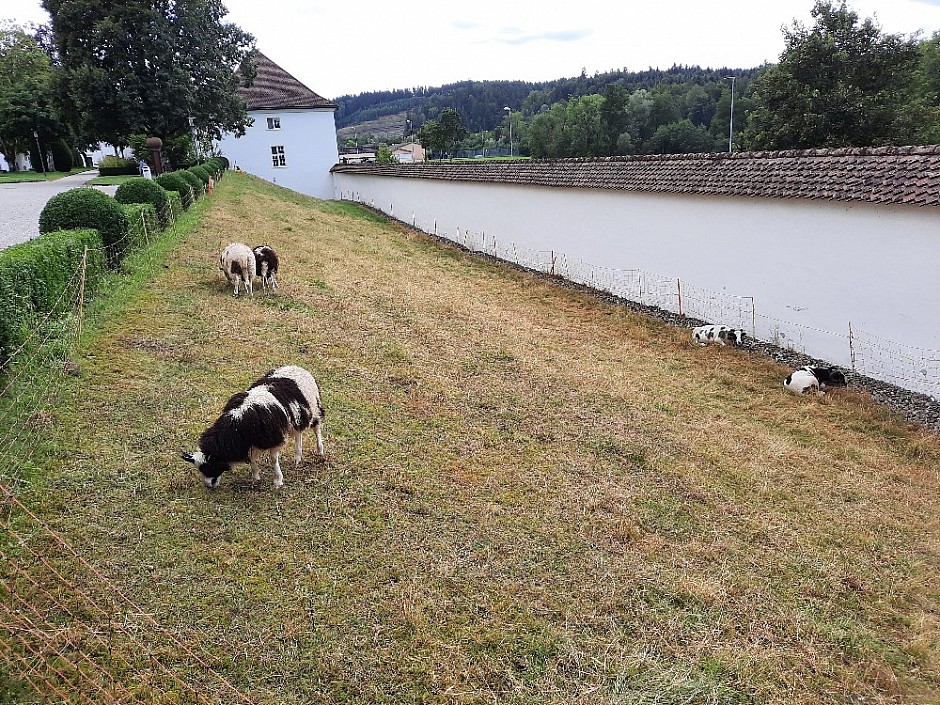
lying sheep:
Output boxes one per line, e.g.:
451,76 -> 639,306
693,324 -> 746,347
220,242 -> 255,297
181,365 -> 325,488
253,245 -> 280,291
784,366 -> 847,396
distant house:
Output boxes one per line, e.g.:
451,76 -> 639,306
392,142 -> 425,163
216,52 -> 339,200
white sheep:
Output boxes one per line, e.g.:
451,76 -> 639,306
220,242 -> 255,297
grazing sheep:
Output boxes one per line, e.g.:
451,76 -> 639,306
784,366 -> 847,396
181,365 -> 325,488
220,242 -> 255,297
693,324 -> 746,347
253,245 -> 280,291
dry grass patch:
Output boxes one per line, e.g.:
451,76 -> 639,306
7,172 -> 940,704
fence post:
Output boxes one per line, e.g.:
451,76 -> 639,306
493,238 -> 497,258
848,322 -> 856,370
140,212 -> 148,243
550,250 -> 556,276
747,296 -> 756,338
76,247 -> 88,344
676,278 -> 683,317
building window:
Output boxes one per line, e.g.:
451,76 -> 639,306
271,146 -> 286,167
266,117 -> 281,130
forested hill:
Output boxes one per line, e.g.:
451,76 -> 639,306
334,64 -> 763,133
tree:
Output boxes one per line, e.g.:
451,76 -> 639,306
42,0 -> 256,146
438,108 -> 467,155
375,144 -> 397,164
416,119 -> 447,159
600,84 -> 629,155
0,22 -> 64,170
643,119 -> 720,154
743,1 -> 922,149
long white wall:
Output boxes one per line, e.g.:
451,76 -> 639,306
333,172 -> 940,398
219,108 -> 338,200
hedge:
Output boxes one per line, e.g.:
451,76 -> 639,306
121,203 -> 159,253
188,165 -> 211,186
154,172 -> 194,208
0,229 -> 107,366
177,169 -> 203,200
39,188 -> 130,266
115,178 -> 171,227
166,191 -> 183,221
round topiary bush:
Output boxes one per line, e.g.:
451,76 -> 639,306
38,188 -> 130,265
114,178 -> 171,226
177,169 -> 203,199
189,165 -> 211,186
154,172 -> 194,208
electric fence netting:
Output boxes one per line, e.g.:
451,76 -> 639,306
380,204 -> 940,400
1,205 -> 258,703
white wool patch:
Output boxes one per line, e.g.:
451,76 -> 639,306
269,366 -> 321,414
288,400 -> 304,427
191,450 -> 207,467
228,385 -> 281,420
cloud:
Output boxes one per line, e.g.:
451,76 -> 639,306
451,20 -> 480,30
910,0 -> 940,5
497,29 -> 593,45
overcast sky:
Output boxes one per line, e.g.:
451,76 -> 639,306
5,0 -> 940,99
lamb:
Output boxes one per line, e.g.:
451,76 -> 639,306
220,242 -> 255,297
181,365 -> 325,488
253,245 -> 280,291
784,366 -> 848,396
693,324 -> 746,347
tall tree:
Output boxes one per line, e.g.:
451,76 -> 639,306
599,84 -> 629,155
438,108 -> 467,155
743,1 -> 921,149
0,22 -> 64,170
42,0 -> 256,146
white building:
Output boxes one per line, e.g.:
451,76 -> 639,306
217,52 -> 338,200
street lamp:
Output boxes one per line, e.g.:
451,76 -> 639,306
504,106 -> 512,158
32,130 -> 47,178
724,76 -> 736,153
406,119 -> 412,140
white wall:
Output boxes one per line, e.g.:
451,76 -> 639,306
333,173 -> 940,398
218,108 -> 338,200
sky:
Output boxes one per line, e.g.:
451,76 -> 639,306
5,0 -> 940,99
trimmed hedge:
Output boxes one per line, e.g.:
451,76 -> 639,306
154,172 -> 194,208
98,156 -> 140,177
115,178 -> 171,227
0,229 -> 107,365
188,165 -> 211,186
52,138 -> 74,172
177,169 -> 203,200
166,191 -> 183,221
122,203 -> 159,251
39,188 -> 130,265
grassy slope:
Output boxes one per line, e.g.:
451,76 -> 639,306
18,172 -> 940,703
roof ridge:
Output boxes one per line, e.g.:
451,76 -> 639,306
540,145 -> 940,165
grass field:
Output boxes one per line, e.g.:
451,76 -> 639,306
5,171 -> 940,703
85,174 -> 142,186
0,168 -> 89,183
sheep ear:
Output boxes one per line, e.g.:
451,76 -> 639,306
181,451 -> 195,465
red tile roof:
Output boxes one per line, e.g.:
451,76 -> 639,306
239,52 -> 337,111
330,145 -> 940,207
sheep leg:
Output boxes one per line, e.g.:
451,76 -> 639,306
270,273 -> 279,291
272,451 -> 284,488
293,432 -> 303,468
249,448 -> 262,481
315,423 -> 324,457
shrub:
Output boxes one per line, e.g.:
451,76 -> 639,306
155,172 -> 194,208
122,203 -> 158,251
166,191 -> 183,221
177,169 -> 203,199
188,165 -> 211,186
114,178 -> 171,227
39,188 -> 130,265
98,155 -> 140,177
0,228 -> 106,365
51,138 -> 74,172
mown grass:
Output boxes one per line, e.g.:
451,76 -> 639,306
7,171 -> 940,704
0,168 -> 89,183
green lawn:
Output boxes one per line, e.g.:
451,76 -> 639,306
0,167 -> 90,182
85,174 -> 144,185
2,171 -> 939,704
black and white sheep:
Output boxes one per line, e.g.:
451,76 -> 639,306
693,324 -> 746,347
181,365 -> 325,488
784,366 -> 848,396
220,242 -> 255,297
253,245 -> 280,291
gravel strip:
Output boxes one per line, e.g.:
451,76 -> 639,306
391,212 -> 940,434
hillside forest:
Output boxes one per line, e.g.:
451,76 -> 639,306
336,1 -> 940,158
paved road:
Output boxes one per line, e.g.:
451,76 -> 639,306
0,171 -> 118,251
